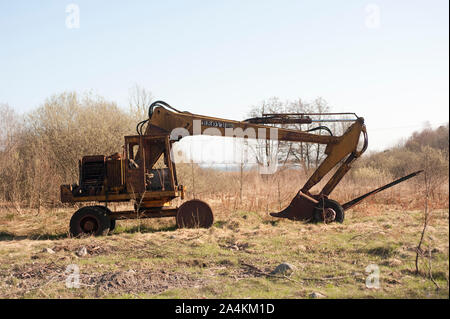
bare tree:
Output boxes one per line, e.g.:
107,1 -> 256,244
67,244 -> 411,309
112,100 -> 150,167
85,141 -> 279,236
128,84 -> 153,121
0,104 -> 22,207
0,92 -> 139,207
247,97 -> 339,175
414,146 -> 448,289
0,103 -> 18,150
247,97 -> 286,174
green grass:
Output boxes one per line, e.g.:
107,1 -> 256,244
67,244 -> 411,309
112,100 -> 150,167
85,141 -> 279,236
0,207 -> 448,299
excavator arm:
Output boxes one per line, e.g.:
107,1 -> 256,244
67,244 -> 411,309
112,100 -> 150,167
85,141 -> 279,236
142,101 -> 370,221
140,100 -> 422,223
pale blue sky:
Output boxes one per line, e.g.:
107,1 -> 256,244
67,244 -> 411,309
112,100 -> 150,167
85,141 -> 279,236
0,0 -> 448,151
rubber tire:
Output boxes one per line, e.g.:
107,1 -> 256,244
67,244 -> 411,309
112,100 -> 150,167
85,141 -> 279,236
109,219 -> 116,232
176,200 -> 214,229
93,205 -> 115,232
69,206 -> 111,237
314,198 -> 345,223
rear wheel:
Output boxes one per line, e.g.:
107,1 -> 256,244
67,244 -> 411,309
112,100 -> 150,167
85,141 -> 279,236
93,205 -> 115,232
69,206 -> 111,237
176,200 -> 214,228
109,219 -> 116,232
313,198 -> 345,223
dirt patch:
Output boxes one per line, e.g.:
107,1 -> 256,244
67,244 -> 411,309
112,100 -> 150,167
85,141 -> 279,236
220,242 -> 250,251
365,245 -> 397,258
3,262 -> 67,293
5,262 -> 208,297
12,262 -> 65,281
52,242 -> 113,256
179,259 -> 209,268
90,269 -> 206,295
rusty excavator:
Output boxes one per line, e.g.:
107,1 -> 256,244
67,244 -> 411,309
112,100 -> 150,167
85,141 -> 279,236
60,101 -> 422,236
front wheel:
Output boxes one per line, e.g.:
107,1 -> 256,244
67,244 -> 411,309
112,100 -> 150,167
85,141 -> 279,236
313,198 -> 345,224
69,206 -> 111,237
93,205 -> 115,233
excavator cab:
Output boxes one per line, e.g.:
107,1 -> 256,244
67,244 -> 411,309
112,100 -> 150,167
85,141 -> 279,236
62,133 -> 214,237
124,135 -> 177,194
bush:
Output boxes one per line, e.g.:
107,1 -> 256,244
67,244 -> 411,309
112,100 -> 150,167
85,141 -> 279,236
0,92 -> 138,206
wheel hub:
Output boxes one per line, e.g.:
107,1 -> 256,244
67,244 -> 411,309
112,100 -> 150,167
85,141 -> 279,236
323,208 -> 336,223
81,217 -> 98,233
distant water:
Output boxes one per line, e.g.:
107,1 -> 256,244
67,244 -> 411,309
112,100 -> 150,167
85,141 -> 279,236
198,163 -> 256,172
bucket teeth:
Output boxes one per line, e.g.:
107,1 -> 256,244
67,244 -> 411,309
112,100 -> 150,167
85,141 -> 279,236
269,210 -> 290,218
270,192 -> 317,221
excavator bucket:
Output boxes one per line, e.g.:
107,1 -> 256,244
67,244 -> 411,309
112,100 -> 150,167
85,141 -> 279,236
270,191 -> 318,221
271,170 -> 424,222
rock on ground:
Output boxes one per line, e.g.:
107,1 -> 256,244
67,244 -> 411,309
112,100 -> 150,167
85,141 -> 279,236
309,292 -> 326,299
270,263 -> 296,276
76,247 -> 88,257
42,248 -> 55,254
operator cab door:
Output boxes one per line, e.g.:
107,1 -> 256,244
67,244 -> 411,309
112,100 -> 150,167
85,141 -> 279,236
124,135 -> 176,195
142,136 -> 176,192
125,136 -> 145,194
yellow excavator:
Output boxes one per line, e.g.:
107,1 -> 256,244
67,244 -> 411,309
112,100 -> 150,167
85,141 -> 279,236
61,101 -> 422,236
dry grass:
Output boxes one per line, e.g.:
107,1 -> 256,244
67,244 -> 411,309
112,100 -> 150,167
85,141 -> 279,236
0,179 -> 448,299
0,166 -> 448,299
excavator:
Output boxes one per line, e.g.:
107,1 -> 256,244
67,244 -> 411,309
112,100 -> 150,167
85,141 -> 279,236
60,101 -> 422,236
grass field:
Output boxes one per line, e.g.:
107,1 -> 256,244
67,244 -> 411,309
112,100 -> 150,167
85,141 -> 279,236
0,201 -> 448,299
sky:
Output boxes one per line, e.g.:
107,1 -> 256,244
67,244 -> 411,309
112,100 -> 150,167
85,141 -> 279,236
0,0 -> 448,154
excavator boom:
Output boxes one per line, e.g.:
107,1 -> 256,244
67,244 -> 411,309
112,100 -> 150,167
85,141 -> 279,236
143,101 -> 419,223
145,102 -> 367,199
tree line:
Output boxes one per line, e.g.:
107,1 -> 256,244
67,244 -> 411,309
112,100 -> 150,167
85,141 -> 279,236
0,90 -> 448,209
